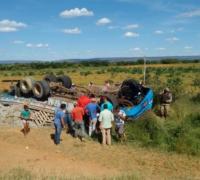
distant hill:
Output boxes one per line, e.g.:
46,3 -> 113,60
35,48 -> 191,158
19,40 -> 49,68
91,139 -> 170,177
0,55 -> 200,64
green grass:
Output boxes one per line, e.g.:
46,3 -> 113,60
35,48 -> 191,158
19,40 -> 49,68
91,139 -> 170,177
125,96 -> 200,156
0,168 -> 142,180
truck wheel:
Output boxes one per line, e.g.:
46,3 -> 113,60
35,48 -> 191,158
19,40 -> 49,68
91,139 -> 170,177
57,75 -> 72,89
43,74 -> 57,82
20,78 -> 34,94
33,80 -> 50,99
13,82 -> 21,97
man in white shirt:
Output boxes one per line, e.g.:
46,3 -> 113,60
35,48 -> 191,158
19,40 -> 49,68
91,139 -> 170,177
99,104 -> 114,145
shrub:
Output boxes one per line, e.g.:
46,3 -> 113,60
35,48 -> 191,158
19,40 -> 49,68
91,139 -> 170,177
125,105 -> 200,156
165,77 -> 183,99
56,70 -> 64,75
80,71 -> 92,76
126,112 -> 167,148
192,78 -> 200,88
28,71 -> 35,76
191,93 -> 200,103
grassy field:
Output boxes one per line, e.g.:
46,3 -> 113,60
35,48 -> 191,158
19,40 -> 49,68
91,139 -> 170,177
0,62 -> 200,93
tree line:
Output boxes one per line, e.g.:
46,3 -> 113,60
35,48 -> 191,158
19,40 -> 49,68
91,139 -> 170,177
0,58 -> 199,71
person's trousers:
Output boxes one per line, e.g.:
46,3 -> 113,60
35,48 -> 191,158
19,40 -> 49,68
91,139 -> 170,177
101,128 -> 111,145
54,123 -> 62,144
89,118 -> 97,136
160,104 -> 170,118
65,113 -> 73,133
73,121 -> 85,138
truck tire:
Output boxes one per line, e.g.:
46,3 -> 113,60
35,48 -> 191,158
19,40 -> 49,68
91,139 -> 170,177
20,77 -> 34,94
15,82 -> 21,97
57,75 -> 72,89
43,74 -> 57,82
33,80 -> 50,99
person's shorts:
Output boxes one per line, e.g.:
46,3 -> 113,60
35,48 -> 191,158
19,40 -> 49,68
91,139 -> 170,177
22,119 -> 28,124
116,125 -> 124,135
91,118 -> 97,122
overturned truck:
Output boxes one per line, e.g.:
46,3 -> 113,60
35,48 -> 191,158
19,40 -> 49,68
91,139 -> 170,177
0,75 -> 153,126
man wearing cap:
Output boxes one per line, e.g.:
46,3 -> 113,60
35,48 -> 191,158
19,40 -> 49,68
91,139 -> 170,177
160,88 -> 173,118
85,98 -> 100,136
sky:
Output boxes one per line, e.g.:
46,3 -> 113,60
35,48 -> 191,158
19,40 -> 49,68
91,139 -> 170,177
0,0 -> 200,61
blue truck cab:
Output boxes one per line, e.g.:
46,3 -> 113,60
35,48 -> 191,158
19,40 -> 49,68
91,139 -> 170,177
122,87 -> 153,119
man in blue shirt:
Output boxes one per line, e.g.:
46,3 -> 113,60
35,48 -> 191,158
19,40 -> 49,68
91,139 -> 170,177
54,104 -> 66,145
100,97 -> 113,112
85,98 -> 100,136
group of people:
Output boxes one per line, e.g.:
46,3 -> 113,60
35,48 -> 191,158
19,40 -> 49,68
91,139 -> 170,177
19,87 -> 173,143
53,97 -> 127,145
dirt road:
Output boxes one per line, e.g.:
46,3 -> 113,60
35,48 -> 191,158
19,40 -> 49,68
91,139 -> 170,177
0,127 -> 199,179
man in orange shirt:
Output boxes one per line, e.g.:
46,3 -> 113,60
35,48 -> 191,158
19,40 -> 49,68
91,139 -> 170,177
71,103 -> 85,141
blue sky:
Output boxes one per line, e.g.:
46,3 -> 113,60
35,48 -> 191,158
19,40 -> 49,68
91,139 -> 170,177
0,0 -> 200,61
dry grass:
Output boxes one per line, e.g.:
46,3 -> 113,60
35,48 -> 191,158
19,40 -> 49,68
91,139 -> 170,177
0,63 -> 199,92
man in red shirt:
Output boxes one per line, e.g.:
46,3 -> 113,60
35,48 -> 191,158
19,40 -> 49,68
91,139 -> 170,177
72,103 -> 85,141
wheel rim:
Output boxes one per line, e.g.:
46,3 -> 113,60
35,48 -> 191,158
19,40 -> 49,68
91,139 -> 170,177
34,84 -> 42,96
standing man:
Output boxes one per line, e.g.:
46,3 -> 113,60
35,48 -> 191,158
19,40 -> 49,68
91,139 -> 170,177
99,104 -> 114,145
100,97 -> 113,112
85,98 -> 100,136
54,104 -> 66,145
72,103 -> 85,141
20,104 -> 31,136
114,106 -> 126,141
160,88 -> 173,118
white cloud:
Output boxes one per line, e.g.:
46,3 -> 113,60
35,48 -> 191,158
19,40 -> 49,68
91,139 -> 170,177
123,24 -> 139,29
63,28 -> 81,34
96,18 -> 111,26
0,19 -> 27,32
156,47 -> 166,51
60,8 -> 93,18
124,31 -> 139,37
184,46 -> 192,49
166,37 -> 179,42
26,43 -> 49,48
13,40 -> 24,44
154,30 -> 163,34
178,9 -> 200,18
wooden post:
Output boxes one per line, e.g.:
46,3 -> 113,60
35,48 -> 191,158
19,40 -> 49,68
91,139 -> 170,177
143,56 -> 146,85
